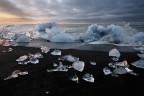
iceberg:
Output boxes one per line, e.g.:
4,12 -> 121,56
109,48 -> 121,58
83,73 -> 94,83
51,50 -> 61,56
16,34 -> 31,43
72,61 -> 85,72
59,55 -> 79,62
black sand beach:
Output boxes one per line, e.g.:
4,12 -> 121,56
0,44 -> 144,96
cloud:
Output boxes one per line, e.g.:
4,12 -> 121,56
0,0 -> 144,23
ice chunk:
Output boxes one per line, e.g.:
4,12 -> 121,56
69,74 -> 79,83
4,70 -> 28,80
83,73 -> 94,83
8,48 -> 13,52
109,48 -> 121,58
51,50 -> 61,56
34,53 -> 43,58
137,53 -> 144,59
47,62 -> 68,72
90,61 -> 96,65
16,55 -> 28,62
112,67 -> 128,75
111,57 -> 119,61
108,62 -> 117,68
53,63 -> 58,67
16,34 -> 31,43
103,67 -> 112,75
29,54 -> 39,64
72,61 -> 85,72
59,55 -> 79,62
134,46 -> 144,53
131,60 -> 144,68
41,46 -> 50,53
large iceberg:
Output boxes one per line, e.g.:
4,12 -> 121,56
16,34 -> 31,43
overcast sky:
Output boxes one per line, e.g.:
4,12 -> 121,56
0,0 -> 144,24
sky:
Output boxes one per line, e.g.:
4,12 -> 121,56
0,0 -> 144,24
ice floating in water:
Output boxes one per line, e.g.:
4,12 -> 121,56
90,61 -> 96,65
47,62 -> 68,72
41,46 -> 50,53
109,61 -> 129,68
103,67 -> 112,75
8,48 -> 13,52
4,70 -> 28,80
72,61 -> 85,72
59,55 -> 79,62
69,74 -> 79,83
83,73 -> 94,83
51,50 -> 61,56
109,48 -> 121,58
16,34 -> 31,43
16,55 -> 28,62
111,57 -> 119,61
131,60 -> 144,69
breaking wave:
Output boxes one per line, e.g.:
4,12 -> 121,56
0,22 -> 144,45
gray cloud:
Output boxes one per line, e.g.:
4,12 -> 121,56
0,0 -> 144,23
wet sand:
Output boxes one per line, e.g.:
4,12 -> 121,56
0,45 -> 144,96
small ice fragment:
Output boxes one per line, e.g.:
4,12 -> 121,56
111,57 -> 119,61
41,46 -> 50,53
131,60 -> 144,69
59,55 -> 79,62
90,61 -> 96,65
29,54 -> 39,64
137,53 -> 144,59
34,53 -> 43,58
53,63 -> 58,67
125,67 -> 132,72
103,67 -> 112,75
8,48 -> 13,52
51,50 -> 61,56
108,63 -> 117,68
45,91 -> 50,94
69,74 -> 79,83
47,62 -> 68,72
72,61 -> 85,72
83,73 -> 94,83
18,71 -> 28,75
16,55 -> 28,62
109,48 -> 121,58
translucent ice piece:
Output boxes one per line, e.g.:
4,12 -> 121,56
69,74 -> 79,83
29,54 -> 39,64
51,50 -> 61,56
112,67 -> 127,75
90,61 -> 96,65
16,55 -> 28,62
109,48 -> 121,58
41,46 -> 50,53
137,53 -> 144,59
103,67 -> 112,75
111,57 -> 119,61
108,62 -> 117,68
131,59 -> 144,68
59,55 -> 79,62
34,53 -> 43,58
47,62 -> 68,72
83,73 -> 94,83
53,63 -> 58,67
8,48 -> 13,52
72,61 -> 85,72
